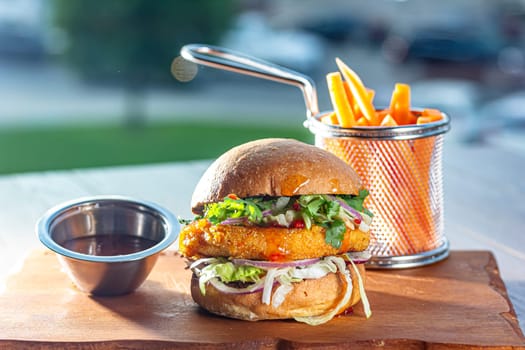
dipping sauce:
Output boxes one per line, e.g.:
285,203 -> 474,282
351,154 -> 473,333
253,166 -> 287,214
62,234 -> 158,256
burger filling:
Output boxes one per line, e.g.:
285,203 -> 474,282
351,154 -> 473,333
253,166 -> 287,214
193,190 -> 373,250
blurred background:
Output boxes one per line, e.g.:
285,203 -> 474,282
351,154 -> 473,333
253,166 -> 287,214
1,0 -> 525,174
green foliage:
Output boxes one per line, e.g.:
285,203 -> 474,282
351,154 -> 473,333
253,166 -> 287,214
53,0 -> 236,85
0,119 -> 311,174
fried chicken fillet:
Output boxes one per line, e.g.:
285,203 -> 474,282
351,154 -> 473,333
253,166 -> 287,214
180,219 -> 370,261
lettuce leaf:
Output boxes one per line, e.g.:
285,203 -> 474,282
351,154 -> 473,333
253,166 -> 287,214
208,261 -> 264,283
198,259 -> 265,294
205,197 -> 263,224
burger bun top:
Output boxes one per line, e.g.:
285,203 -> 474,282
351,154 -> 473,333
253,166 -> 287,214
191,138 -> 362,214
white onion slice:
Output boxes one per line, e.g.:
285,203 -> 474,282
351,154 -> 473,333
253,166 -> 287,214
188,257 -> 220,271
348,258 -> 372,318
290,262 -> 335,279
294,256 -> 353,326
272,283 -> 293,308
274,197 -> 290,210
262,268 -> 278,305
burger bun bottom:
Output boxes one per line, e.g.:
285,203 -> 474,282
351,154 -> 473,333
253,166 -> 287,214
190,263 -> 365,321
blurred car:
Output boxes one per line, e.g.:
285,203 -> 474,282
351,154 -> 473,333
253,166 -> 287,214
385,21 -> 502,64
298,15 -> 361,43
220,12 -> 326,74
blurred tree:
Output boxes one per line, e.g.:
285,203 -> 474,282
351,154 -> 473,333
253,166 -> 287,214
53,0 -> 236,126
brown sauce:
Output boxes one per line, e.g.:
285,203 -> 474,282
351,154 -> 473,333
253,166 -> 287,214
62,234 -> 158,256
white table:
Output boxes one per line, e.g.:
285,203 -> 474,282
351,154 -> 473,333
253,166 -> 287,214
1,142 -> 524,333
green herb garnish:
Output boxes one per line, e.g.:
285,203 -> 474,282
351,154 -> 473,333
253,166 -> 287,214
197,192 -> 372,249
342,189 -> 374,217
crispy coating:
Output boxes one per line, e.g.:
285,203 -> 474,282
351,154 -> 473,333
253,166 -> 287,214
179,219 -> 370,261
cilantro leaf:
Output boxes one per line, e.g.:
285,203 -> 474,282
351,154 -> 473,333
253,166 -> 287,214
340,189 -> 373,217
322,219 -> 346,249
306,198 -> 324,217
325,200 -> 340,220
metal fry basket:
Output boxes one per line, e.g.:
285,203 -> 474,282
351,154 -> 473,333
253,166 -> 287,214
306,111 -> 451,269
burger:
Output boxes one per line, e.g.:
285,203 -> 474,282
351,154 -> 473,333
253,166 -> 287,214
178,138 -> 372,325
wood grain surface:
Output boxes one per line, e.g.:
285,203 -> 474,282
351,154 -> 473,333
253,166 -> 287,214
1,250 -> 524,349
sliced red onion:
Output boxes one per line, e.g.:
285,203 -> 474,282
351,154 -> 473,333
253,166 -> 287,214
345,250 -> 372,264
325,194 -> 363,222
208,277 -> 266,294
337,200 -> 363,221
232,257 -> 320,269
262,209 -> 273,217
220,217 -> 246,225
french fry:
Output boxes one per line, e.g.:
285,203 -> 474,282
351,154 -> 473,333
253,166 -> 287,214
356,117 -> 370,126
321,112 -> 339,125
417,108 -> 443,124
389,83 -> 416,125
326,72 -> 356,127
343,81 -> 362,120
336,58 -> 379,126
342,81 -> 354,107
351,87 -> 375,122
421,108 -> 443,117
375,109 -> 389,121
367,89 -> 375,103
380,114 -> 398,127
417,116 -> 442,124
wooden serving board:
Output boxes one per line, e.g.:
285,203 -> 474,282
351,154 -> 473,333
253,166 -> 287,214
1,250 -> 524,349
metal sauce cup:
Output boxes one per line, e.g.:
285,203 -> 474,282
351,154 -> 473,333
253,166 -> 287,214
37,196 -> 179,295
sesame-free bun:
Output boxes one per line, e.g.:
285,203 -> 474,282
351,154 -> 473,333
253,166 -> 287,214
191,138 -> 362,214
190,264 -> 365,321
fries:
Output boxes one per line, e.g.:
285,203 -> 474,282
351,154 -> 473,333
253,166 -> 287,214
323,58 -> 444,127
